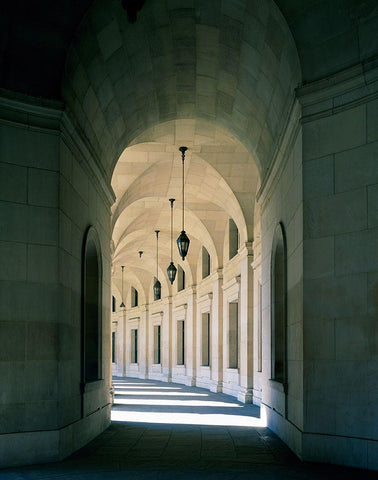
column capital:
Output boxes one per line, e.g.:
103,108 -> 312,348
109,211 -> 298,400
238,241 -> 254,258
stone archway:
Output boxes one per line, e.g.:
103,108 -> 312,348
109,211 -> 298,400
62,0 -> 302,459
63,0 -> 301,181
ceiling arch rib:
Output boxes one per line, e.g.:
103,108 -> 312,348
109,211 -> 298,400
113,230 -> 195,294
112,267 -> 148,307
112,202 -> 224,271
112,144 -> 249,242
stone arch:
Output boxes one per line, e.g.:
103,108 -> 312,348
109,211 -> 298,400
111,142 -> 249,244
63,0 -> 301,181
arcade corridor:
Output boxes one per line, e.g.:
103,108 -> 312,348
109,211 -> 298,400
1,378 -> 376,480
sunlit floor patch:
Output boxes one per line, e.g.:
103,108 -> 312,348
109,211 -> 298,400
114,398 -> 242,407
113,385 -> 182,390
112,382 -> 154,386
111,409 -> 266,427
113,390 -> 209,396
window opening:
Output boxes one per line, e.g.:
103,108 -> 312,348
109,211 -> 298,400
229,219 -> 239,259
177,320 -> 185,365
177,265 -> 185,291
271,222 -> 287,383
201,313 -> 210,366
131,286 -> 138,307
131,329 -> 138,363
112,331 -> 116,363
154,325 -> 161,364
202,246 -> 211,279
228,301 -> 238,368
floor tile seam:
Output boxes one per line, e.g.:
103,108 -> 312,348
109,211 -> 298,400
125,424 -> 151,454
225,425 -> 239,456
159,425 -> 174,458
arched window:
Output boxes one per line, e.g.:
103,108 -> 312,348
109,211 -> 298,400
229,218 -> 239,259
83,227 -> 102,383
271,222 -> 287,384
131,286 -> 138,307
177,265 -> 185,291
202,246 -> 210,279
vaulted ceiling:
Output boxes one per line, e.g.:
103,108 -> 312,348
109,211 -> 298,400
2,0 -> 377,301
2,0 -> 377,99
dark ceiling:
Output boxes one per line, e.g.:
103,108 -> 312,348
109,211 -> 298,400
1,0 -> 377,100
0,0 -> 92,98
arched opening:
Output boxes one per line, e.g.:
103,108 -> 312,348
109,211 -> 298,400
270,222 -> 287,385
3,0 -> 378,471
61,0 -> 302,465
202,246 -> 211,279
177,265 -> 185,292
82,227 -> 102,383
131,286 -> 138,307
229,218 -> 239,260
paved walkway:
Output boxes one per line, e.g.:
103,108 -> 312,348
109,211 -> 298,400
1,377 -> 375,479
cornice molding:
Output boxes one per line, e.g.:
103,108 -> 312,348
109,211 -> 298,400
174,303 -> 188,313
0,91 -> 115,207
256,96 -> 301,208
222,275 -> 241,292
198,293 -> 213,303
297,56 -> 378,118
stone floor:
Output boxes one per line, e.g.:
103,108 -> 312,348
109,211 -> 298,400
1,377 -> 376,479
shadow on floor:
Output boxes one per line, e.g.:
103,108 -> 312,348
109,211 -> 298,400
1,377 -> 376,479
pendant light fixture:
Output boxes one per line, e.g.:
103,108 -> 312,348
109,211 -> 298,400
177,146 -> 190,260
167,198 -> 177,284
153,230 -> 161,300
120,265 -> 125,308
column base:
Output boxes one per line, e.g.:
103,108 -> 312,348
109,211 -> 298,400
237,387 -> 254,404
210,381 -> 223,393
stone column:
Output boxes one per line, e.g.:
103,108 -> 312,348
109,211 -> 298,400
238,242 -> 254,403
141,305 -> 148,379
210,269 -> 223,393
121,308 -> 127,376
251,239 -> 263,405
166,297 -> 173,382
186,286 -> 197,386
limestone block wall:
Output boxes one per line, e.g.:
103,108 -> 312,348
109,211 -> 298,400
258,100 -> 304,456
299,61 -> 378,469
59,129 -> 112,435
0,94 -> 113,468
0,108 -> 62,467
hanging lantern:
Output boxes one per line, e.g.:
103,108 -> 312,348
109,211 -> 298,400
177,146 -> 190,260
153,230 -> 161,300
167,198 -> 177,284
